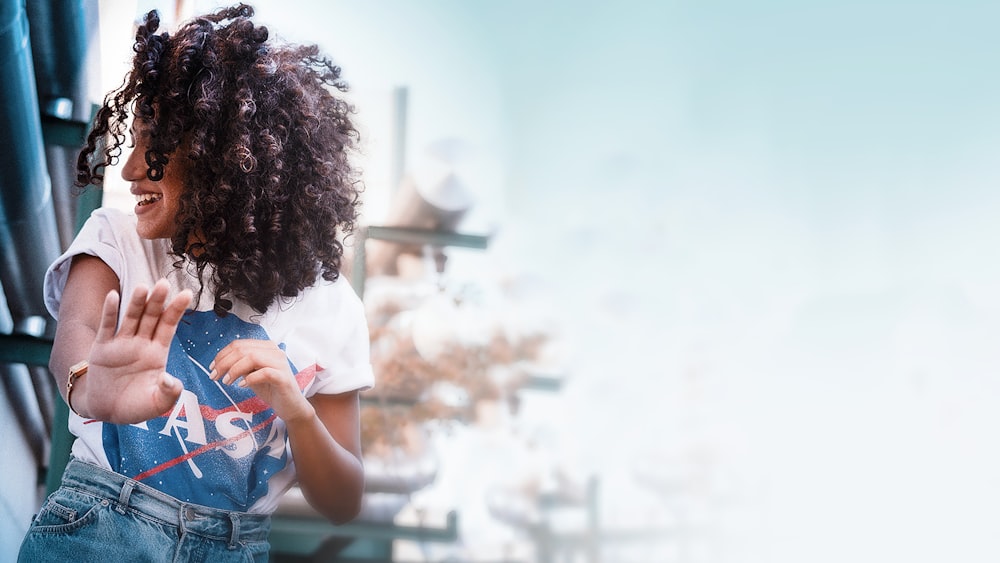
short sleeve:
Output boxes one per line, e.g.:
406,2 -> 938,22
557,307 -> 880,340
43,208 -> 129,320
289,278 -> 374,397
312,278 -> 374,395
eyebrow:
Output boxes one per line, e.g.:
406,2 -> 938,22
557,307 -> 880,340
128,121 -> 150,142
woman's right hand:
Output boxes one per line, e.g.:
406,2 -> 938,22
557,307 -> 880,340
76,279 -> 193,424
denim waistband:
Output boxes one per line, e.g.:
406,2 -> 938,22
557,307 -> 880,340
59,458 -> 271,546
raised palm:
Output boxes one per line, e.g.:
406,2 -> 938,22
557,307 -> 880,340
82,280 -> 193,424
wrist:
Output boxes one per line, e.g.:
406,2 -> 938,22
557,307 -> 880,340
66,360 -> 89,417
282,402 -> 318,428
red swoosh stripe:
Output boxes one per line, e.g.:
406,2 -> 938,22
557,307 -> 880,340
131,413 -> 279,482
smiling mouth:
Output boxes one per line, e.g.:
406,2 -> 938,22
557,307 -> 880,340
136,193 -> 163,206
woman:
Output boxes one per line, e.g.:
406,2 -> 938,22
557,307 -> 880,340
19,4 -> 371,561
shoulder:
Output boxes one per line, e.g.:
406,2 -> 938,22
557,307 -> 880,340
91,206 -> 134,224
261,276 -> 368,347
266,276 -> 373,395
262,276 -> 363,330
71,207 -> 142,252
76,207 -> 175,268
84,206 -> 137,232
302,276 -> 365,318
44,207 -> 178,318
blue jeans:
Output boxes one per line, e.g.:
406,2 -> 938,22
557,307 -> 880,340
18,459 -> 271,562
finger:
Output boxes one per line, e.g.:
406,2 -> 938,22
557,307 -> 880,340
237,366 -> 288,389
152,289 -> 193,346
209,339 -> 262,381
235,367 -> 277,388
135,280 -> 170,339
236,368 -> 263,388
220,353 -> 259,385
94,289 -> 121,343
117,284 -> 150,336
208,341 -> 239,381
219,346 -> 286,385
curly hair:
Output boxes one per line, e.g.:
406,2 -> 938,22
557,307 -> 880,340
77,3 -> 362,315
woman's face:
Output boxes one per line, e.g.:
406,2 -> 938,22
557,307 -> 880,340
122,121 -> 188,240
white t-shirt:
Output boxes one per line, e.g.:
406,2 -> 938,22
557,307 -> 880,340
44,208 -> 374,514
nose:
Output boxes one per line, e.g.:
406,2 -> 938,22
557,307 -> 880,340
121,145 -> 147,182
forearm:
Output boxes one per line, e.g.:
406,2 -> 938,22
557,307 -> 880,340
211,343 -> 367,522
285,406 -> 365,523
49,255 -> 121,416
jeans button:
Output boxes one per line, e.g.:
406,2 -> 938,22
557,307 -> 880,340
184,507 -> 196,520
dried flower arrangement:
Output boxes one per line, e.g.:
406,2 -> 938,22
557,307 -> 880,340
360,291 -> 549,455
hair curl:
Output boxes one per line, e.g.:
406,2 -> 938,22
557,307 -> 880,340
77,3 -> 362,314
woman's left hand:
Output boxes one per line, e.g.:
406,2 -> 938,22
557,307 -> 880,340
209,340 -> 315,423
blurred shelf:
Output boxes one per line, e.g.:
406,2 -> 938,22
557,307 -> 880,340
365,225 -> 490,250
0,333 -> 52,367
270,510 -> 458,551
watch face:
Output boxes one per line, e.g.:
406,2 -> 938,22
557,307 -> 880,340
69,361 -> 89,379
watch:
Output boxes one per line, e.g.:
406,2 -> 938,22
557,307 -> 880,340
66,360 -> 89,417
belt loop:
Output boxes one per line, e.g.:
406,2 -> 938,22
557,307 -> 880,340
116,480 -> 136,515
178,504 -> 188,535
228,513 -> 241,549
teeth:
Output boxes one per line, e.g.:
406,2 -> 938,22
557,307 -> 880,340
136,193 -> 163,206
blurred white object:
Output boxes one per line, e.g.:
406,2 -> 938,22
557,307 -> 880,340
366,140 -> 477,278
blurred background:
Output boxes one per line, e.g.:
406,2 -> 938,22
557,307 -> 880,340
4,0 -> 1000,561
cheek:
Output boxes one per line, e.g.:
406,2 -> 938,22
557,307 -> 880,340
162,185 -> 186,213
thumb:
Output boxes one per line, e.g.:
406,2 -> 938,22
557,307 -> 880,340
152,373 -> 183,412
